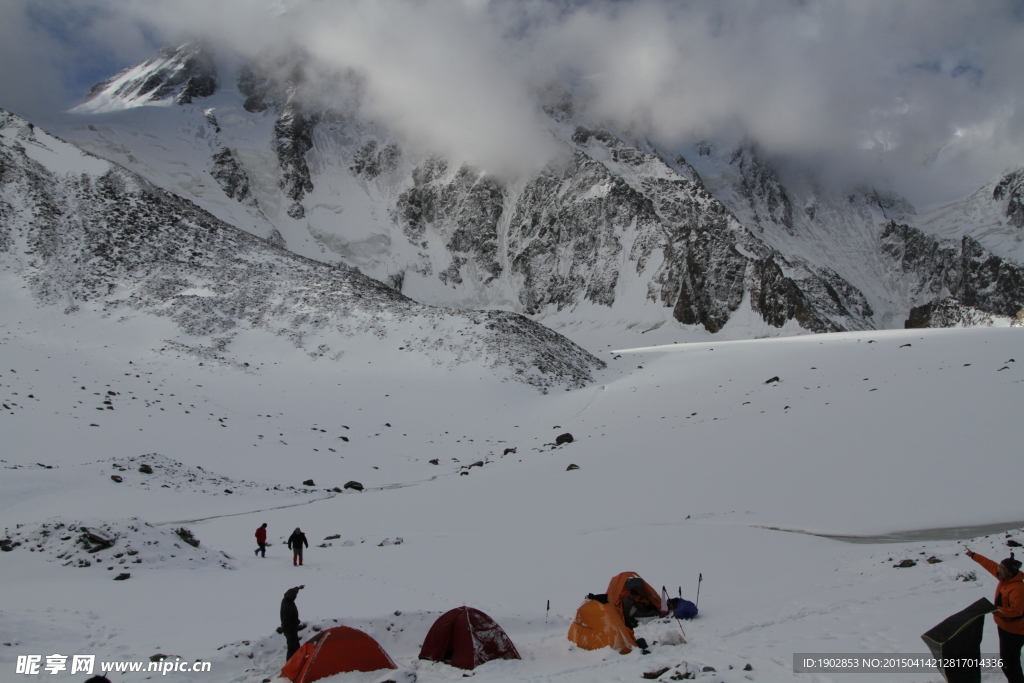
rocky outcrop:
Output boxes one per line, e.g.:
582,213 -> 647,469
82,43 -> 217,107
905,298 -> 1008,328
274,102 -> 317,217
210,148 -> 255,205
881,221 -> 1024,322
350,140 -> 401,180
395,159 -> 504,285
993,170 -> 1024,230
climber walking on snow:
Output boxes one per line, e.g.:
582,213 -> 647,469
255,522 -> 268,558
965,548 -> 1024,683
288,527 -> 308,566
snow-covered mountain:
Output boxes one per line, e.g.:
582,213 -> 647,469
0,109 -> 603,391
52,42 -> 1024,343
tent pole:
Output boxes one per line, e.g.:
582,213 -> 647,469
296,631 -> 331,683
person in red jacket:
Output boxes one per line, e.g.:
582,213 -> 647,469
965,548 -> 1024,683
254,523 -> 268,558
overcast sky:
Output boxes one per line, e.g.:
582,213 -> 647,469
2,0 -> 1023,206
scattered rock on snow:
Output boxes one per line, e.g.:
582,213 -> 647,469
174,527 -> 200,548
303,479 -> 315,486
555,433 -> 574,445
344,481 -> 364,491
765,376 -> 780,384
567,464 -> 580,471
894,559 -> 917,568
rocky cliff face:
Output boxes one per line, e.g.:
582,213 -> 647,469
880,221 -> 1024,322
993,170 -> 1024,231
59,44 -> 1024,336
0,110 -> 604,390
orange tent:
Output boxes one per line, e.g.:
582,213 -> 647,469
567,599 -> 637,654
280,626 -> 397,683
606,571 -> 661,616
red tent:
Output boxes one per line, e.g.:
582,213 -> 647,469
280,626 -> 396,683
418,606 -> 521,670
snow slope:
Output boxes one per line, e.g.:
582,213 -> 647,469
3,272 -> 1023,681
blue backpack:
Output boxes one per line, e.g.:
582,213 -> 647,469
670,598 -> 698,619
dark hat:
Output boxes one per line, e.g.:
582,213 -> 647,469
1002,552 -> 1022,574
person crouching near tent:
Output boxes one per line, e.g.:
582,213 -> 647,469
280,585 -> 305,661
288,527 -> 308,566
964,548 -> 1024,683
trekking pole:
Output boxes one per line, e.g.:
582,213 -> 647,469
695,573 -> 702,609
665,585 -> 687,643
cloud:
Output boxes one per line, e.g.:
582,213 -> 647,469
3,0 -> 1023,204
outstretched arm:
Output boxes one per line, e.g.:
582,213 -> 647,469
964,549 -> 1001,579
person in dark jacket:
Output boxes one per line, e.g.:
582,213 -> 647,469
254,523 -> 268,558
280,585 -> 305,661
965,549 -> 1024,683
287,527 -> 308,566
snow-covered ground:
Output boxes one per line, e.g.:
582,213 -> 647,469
3,270 -> 1023,682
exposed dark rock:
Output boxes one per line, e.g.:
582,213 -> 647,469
765,376 -> 780,384
555,433 -> 574,445
113,572 -> 131,580
210,148 -> 254,204
894,559 -> 916,568
302,479 -> 315,487
138,464 -> 153,474
503,448 -> 516,455
174,528 -> 199,548
882,222 -> 1024,323
350,140 -> 401,179
274,104 -> 317,204
110,475 -> 123,483
994,170 -> 1024,230
344,481 -> 364,491
566,464 -> 580,471
395,160 -> 503,284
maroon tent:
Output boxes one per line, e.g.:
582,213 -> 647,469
418,606 -> 521,670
